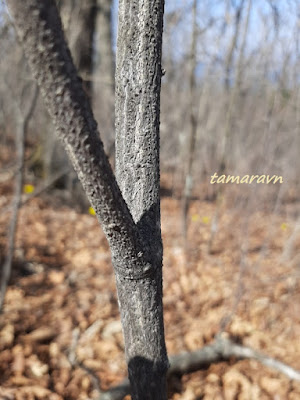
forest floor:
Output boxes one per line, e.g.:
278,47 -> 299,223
0,165 -> 300,400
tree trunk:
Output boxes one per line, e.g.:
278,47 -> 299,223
220,0 -> 250,173
224,0 -> 245,92
0,84 -> 38,311
182,0 -> 198,242
7,1 -> 168,398
115,0 -> 168,397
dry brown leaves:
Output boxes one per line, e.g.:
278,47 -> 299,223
0,174 -> 299,399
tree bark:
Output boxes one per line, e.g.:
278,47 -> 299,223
115,0 -> 168,397
49,0 -> 97,199
6,1 -> 168,399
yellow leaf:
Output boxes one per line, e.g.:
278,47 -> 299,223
202,216 -> 210,224
89,207 -> 96,216
191,214 -> 199,222
23,184 -> 35,194
280,222 -> 288,231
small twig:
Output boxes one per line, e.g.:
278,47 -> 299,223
0,167 -> 71,216
207,206 -> 219,254
0,164 -> 18,183
281,215 -> 300,263
67,326 -> 103,396
68,328 -> 80,368
253,183 -> 284,271
79,320 -> 103,342
99,380 -> 129,400
77,361 -> 103,395
219,217 -> 249,332
0,141 -> 116,216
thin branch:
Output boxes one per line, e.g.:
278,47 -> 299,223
0,167 -> 71,216
99,380 -> 130,400
219,221 -> 249,332
280,215 -> 300,262
67,327 -> 103,396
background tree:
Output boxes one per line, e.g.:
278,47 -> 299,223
93,0 -> 115,155
0,83 -> 38,311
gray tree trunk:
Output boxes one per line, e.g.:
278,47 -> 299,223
7,1 -> 168,399
115,0 -> 167,397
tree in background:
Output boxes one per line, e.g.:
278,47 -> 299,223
58,0 -> 96,96
93,0 -> 115,154
58,0 -> 116,144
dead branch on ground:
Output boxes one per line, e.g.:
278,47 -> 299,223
99,335 -> 300,400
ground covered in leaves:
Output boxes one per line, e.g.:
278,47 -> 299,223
0,170 -> 300,399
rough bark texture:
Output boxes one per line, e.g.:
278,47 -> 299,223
48,0 -> 97,199
7,1 -> 168,399
115,0 -> 164,255
115,0 -> 168,398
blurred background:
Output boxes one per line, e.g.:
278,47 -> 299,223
0,1 -> 300,399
